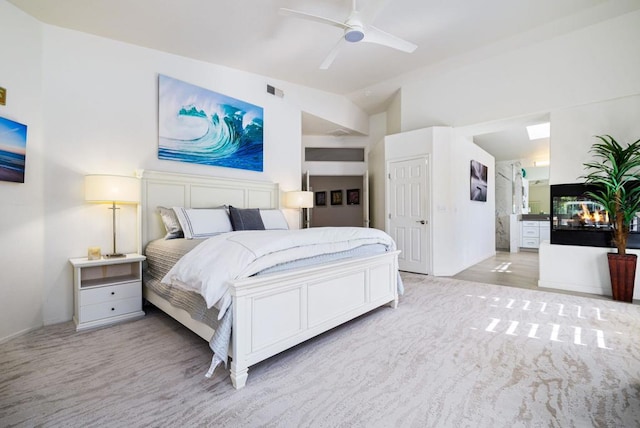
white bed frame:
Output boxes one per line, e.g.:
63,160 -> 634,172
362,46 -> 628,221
141,170 -> 400,389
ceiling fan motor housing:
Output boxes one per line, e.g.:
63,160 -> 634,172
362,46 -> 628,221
344,26 -> 365,42
279,3 -> 416,68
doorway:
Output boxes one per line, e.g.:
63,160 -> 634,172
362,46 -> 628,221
309,175 -> 366,227
470,115 -> 550,251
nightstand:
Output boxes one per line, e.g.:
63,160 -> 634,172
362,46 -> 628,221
70,254 -> 146,331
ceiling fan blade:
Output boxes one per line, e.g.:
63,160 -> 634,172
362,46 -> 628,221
279,8 -> 348,31
320,37 -> 347,70
362,25 -> 417,53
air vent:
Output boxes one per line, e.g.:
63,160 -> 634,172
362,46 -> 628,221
266,84 -> 284,98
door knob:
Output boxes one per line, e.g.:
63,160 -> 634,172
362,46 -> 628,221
416,220 -> 426,224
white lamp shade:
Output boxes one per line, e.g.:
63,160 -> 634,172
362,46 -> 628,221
85,174 -> 140,204
285,191 -> 314,209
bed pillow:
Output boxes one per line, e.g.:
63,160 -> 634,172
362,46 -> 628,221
172,207 -> 232,239
158,206 -> 184,239
229,206 -> 265,231
259,209 -> 289,230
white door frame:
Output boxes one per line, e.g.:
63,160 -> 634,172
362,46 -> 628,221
363,170 -> 370,227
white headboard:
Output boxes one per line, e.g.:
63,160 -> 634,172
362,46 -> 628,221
140,170 -> 280,249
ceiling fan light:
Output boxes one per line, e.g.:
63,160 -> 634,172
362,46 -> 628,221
344,28 -> 364,42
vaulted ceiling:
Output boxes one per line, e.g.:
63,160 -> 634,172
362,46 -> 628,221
8,0 -> 638,157
10,0 -> 633,115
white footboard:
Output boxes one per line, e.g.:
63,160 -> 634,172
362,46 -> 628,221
228,250 -> 400,389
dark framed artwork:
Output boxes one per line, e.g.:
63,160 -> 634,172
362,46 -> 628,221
315,191 -> 326,206
347,188 -> 360,205
470,160 -> 488,202
331,190 -> 343,205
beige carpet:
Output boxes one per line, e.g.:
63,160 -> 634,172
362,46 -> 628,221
2,273 -> 640,427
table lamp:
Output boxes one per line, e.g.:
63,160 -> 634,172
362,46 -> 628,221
285,190 -> 314,228
84,174 -> 140,258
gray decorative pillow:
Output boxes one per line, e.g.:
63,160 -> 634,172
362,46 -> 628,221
158,206 -> 184,239
229,206 -> 265,231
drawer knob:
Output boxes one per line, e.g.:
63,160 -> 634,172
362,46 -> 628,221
111,307 -> 115,311
111,291 -> 115,295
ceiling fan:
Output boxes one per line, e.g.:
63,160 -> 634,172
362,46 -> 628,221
279,0 -> 417,69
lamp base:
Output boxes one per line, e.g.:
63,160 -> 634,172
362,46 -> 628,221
103,253 -> 126,259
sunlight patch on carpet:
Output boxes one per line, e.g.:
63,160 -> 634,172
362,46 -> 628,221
464,292 -> 623,351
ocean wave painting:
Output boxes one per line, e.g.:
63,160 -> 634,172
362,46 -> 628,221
158,75 -> 263,172
0,116 -> 27,183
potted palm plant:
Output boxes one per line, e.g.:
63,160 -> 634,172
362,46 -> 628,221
582,134 -> 640,302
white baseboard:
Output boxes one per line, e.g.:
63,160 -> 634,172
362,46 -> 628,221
538,279 -> 610,297
43,316 -> 72,326
0,324 -> 42,344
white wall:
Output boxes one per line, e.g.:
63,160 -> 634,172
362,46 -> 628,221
38,26 -> 308,326
294,89 -> 369,136
434,130 -> 496,275
539,94 -> 640,298
386,91 -> 402,135
376,8 -> 639,296
550,94 -> 640,185
384,127 -> 495,276
399,9 -> 640,132
0,2 -> 44,342
539,243 -> 640,299
368,113 -> 387,230
0,1 -> 371,341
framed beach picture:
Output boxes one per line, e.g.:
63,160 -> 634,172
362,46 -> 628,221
331,190 -> 343,205
0,116 -> 27,183
158,74 -> 264,172
315,191 -> 327,206
470,160 -> 488,202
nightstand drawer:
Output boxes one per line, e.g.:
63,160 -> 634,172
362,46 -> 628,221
80,281 -> 141,305
79,296 -> 142,323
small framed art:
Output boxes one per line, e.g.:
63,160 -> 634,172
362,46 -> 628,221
315,191 -> 327,206
347,189 -> 360,205
331,190 -> 343,205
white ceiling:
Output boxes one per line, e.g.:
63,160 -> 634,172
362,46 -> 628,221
8,0 -> 638,148
474,126 -> 550,164
10,0 -> 632,111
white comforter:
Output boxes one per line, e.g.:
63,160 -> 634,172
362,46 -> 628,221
161,227 -> 397,319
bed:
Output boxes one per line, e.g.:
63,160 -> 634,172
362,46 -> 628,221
140,170 -> 401,389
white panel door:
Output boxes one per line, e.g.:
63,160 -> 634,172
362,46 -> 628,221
388,157 -> 429,274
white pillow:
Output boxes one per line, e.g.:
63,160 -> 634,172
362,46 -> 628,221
259,209 -> 289,230
172,207 -> 232,239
